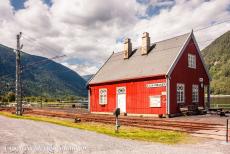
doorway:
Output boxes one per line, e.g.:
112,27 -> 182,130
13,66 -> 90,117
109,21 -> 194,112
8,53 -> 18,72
116,87 -> 126,113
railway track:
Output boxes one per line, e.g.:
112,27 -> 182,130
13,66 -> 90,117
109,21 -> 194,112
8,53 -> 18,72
26,109 -> 224,132
78,116 -> 222,131
0,107 -> 224,134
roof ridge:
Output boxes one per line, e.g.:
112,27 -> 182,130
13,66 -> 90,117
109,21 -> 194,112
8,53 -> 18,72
114,32 -> 190,54
154,32 -> 190,44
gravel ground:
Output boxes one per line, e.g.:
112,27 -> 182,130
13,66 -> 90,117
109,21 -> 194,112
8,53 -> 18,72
171,114 -> 230,125
0,116 -> 229,154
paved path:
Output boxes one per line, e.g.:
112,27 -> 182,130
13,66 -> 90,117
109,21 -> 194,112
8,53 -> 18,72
0,116 -> 229,154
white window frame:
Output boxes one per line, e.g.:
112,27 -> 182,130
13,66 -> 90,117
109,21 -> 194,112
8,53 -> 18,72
116,87 -> 126,94
177,83 -> 185,103
188,54 -> 196,69
192,84 -> 199,103
99,88 -> 107,105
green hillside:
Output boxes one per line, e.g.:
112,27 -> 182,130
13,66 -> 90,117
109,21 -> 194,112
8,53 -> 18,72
202,31 -> 230,95
0,44 -> 87,98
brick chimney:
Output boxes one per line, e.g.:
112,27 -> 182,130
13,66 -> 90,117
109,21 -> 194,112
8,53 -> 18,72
141,32 -> 150,55
124,38 -> 132,59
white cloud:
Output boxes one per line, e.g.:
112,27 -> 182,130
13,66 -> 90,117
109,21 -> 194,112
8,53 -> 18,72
0,0 -> 229,75
62,62 -> 98,76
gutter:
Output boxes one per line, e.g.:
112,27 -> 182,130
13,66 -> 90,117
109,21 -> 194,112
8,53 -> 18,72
166,75 -> 171,115
89,74 -> 166,86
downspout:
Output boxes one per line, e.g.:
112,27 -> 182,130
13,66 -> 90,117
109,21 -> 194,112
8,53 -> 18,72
207,84 -> 210,110
88,87 -> 91,112
166,75 -> 171,116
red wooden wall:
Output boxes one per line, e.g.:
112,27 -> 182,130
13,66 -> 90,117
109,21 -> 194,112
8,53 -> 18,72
89,76 -> 167,115
170,38 -> 210,114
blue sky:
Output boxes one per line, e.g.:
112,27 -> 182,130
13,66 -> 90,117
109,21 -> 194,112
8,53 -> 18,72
137,0 -> 176,17
10,0 -> 26,10
11,0 -> 52,10
1,0 -> 230,75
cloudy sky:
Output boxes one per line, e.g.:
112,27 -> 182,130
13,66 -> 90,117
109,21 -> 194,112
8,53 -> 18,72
0,0 -> 230,76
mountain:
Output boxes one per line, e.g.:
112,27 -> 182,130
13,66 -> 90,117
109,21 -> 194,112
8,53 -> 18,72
0,44 -> 87,97
202,31 -> 230,95
82,74 -> 94,82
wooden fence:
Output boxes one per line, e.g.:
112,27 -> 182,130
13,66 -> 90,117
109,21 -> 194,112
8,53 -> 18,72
30,100 -> 88,109
211,104 -> 230,110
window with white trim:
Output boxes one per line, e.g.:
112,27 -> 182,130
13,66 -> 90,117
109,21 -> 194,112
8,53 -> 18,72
177,84 -> 185,103
192,84 -> 199,102
99,89 -> 107,105
188,54 -> 196,69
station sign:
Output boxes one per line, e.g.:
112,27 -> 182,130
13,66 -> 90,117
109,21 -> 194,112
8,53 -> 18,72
147,82 -> 166,88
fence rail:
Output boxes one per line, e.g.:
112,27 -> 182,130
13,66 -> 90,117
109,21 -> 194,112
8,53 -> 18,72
211,104 -> 230,109
31,102 -> 88,109
2,100 -> 89,109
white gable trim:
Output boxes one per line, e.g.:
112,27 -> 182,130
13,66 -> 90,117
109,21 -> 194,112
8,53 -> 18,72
191,33 -> 211,81
166,31 -> 192,76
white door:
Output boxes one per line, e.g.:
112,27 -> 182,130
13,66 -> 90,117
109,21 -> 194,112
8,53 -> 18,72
117,87 -> 126,113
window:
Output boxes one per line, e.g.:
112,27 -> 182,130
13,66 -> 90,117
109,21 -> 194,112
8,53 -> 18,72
192,85 -> 199,102
99,89 -> 107,105
117,87 -> 126,94
177,84 -> 185,103
188,54 -> 196,68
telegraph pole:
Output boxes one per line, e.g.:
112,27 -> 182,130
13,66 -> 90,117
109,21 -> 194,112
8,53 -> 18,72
16,32 -> 23,115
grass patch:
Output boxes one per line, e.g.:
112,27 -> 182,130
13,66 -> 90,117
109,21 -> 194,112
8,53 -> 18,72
0,111 -> 189,144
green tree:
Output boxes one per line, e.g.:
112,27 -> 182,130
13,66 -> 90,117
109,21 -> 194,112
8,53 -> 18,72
6,92 -> 15,102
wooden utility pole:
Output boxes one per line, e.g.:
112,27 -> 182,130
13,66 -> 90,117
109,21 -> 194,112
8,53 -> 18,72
16,32 -> 23,115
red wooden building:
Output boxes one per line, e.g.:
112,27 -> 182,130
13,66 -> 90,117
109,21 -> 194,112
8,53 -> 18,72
87,31 -> 211,117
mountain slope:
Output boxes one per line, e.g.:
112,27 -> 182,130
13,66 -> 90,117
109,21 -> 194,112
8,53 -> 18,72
82,74 -> 94,82
202,31 -> 230,94
0,44 -> 87,97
